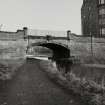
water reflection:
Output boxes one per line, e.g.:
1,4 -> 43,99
53,59 -> 73,75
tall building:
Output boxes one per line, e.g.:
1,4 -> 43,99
81,0 -> 105,37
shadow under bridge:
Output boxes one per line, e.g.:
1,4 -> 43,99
31,42 -> 70,60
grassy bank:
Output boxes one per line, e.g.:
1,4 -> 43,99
40,60 -> 105,105
0,58 -> 25,80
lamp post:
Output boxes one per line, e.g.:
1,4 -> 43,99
89,6 -> 93,57
90,32 -> 93,56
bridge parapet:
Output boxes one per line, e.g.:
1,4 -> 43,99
27,36 -> 69,49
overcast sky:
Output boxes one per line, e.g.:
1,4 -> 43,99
0,0 -> 83,35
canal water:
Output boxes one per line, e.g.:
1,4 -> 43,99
27,46 -> 72,74
32,55 -> 72,75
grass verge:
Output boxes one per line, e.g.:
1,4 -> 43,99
40,60 -> 105,105
0,58 -> 25,80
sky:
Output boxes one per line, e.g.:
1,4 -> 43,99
0,0 -> 83,35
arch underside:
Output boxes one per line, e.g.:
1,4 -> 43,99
31,42 -> 70,59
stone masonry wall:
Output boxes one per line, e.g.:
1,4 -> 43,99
0,40 -> 27,59
0,28 -> 27,59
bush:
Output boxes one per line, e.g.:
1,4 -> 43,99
40,60 -> 105,105
64,72 -> 105,105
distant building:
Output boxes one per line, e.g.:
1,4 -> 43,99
81,0 -> 105,37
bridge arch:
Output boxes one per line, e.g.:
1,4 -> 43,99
30,42 -> 70,60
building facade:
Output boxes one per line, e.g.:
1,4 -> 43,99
81,0 -> 105,37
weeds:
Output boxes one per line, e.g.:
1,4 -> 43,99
65,72 -> 105,105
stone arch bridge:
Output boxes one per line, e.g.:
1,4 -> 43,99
26,29 -> 105,63
30,41 -> 70,60
26,32 -> 71,60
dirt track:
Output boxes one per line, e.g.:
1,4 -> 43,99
0,59 -> 81,105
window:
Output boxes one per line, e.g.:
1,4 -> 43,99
99,18 -> 105,24
100,28 -> 105,35
99,0 -> 101,4
88,7 -> 91,11
99,0 -> 105,4
99,19 -> 101,24
100,28 -> 102,35
99,8 -> 105,15
83,15 -> 86,19
101,0 -> 105,4
102,28 -> 105,34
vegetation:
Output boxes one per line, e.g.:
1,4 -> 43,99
0,58 -> 25,80
65,73 -> 105,105
40,60 -> 105,105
